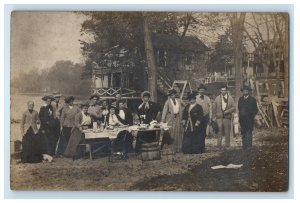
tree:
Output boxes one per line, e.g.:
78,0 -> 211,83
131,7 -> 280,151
229,13 -> 246,101
79,12 -> 202,101
244,13 -> 289,97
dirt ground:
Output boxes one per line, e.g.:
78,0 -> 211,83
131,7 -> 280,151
10,127 -> 288,191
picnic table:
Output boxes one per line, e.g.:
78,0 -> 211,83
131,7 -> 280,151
83,124 -> 170,161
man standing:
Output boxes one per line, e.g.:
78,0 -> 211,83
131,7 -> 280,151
212,85 -> 235,148
52,92 -> 64,120
196,84 -> 211,147
52,92 -> 63,156
238,85 -> 258,150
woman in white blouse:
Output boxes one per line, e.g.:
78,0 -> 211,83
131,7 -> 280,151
161,89 -> 184,154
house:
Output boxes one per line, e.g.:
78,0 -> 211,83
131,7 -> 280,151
90,33 -> 210,102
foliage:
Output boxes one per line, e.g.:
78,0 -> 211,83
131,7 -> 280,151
79,12 -> 201,79
11,60 -> 91,96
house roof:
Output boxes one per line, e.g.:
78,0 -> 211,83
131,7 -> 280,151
152,33 -> 210,52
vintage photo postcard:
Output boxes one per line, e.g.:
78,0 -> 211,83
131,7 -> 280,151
10,11 -> 289,191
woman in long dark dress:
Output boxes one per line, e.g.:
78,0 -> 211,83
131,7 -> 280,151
39,95 -> 56,156
181,92 -> 204,154
21,101 -> 44,163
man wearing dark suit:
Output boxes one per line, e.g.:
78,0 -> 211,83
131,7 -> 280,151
136,91 -> 161,154
238,85 -> 258,150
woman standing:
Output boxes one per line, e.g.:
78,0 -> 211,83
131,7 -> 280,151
181,92 -> 204,154
39,95 -> 56,156
21,101 -> 43,163
58,96 -> 80,155
161,89 -> 184,153
64,102 -> 92,159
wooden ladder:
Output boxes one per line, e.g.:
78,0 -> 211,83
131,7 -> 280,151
171,80 -> 192,100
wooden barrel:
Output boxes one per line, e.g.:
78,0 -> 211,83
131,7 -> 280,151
141,142 -> 161,161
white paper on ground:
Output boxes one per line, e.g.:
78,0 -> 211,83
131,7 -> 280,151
211,164 -> 243,170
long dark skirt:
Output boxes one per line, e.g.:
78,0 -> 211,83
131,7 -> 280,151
39,126 -> 57,156
182,126 -> 205,154
21,127 -> 45,163
56,127 -> 72,155
64,128 -> 84,157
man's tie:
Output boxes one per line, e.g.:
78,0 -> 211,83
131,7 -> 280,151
200,95 -> 204,100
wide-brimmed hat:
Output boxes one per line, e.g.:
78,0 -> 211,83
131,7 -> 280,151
141,91 -> 151,98
52,91 -> 62,98
42,95 -> 55,101
65,96 -> 75,104
167,89 -> 177,96
80,101 -> 90,108
187,91 -> 198,100
108,105 -> 118,111
89,94 -> 100,100
240,85 -> 252,92
197,84 -> 207,91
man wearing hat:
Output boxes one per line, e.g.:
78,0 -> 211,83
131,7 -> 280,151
196,84 -> 211,150
238,85 -> 258,150
39,95 -> 56,156
212,85 -> 235,149
52,92 -> 63,120
51,92 -> 64,155
161,89 -> 184,153
181,91 -> 204,154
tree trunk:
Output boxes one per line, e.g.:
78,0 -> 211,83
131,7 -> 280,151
231,13 -> 246,103
143,12 -> 157,102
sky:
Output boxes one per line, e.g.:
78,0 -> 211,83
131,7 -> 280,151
11,12 -> 87,77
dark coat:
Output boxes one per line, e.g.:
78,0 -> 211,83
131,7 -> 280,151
182,103 -> 204,154
137,101 -> 161,124
182,103 -> 204,131
39,105 -> 55,130
117,108 -> 133,125
238,95 -> 258,133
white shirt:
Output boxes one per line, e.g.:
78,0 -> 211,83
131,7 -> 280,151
81,112 -> 92,126
119,109 -> 125,120
221,94 -> 228,111
109,114 -> 122,126
170,98 -> 180,114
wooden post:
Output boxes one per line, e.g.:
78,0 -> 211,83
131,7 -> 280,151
143,12 -> 157,102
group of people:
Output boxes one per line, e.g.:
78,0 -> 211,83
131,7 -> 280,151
161,83 -> 258,154
20,83 -> 258,163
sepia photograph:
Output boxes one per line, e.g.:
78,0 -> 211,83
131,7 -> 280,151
10,11 -> 289,191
